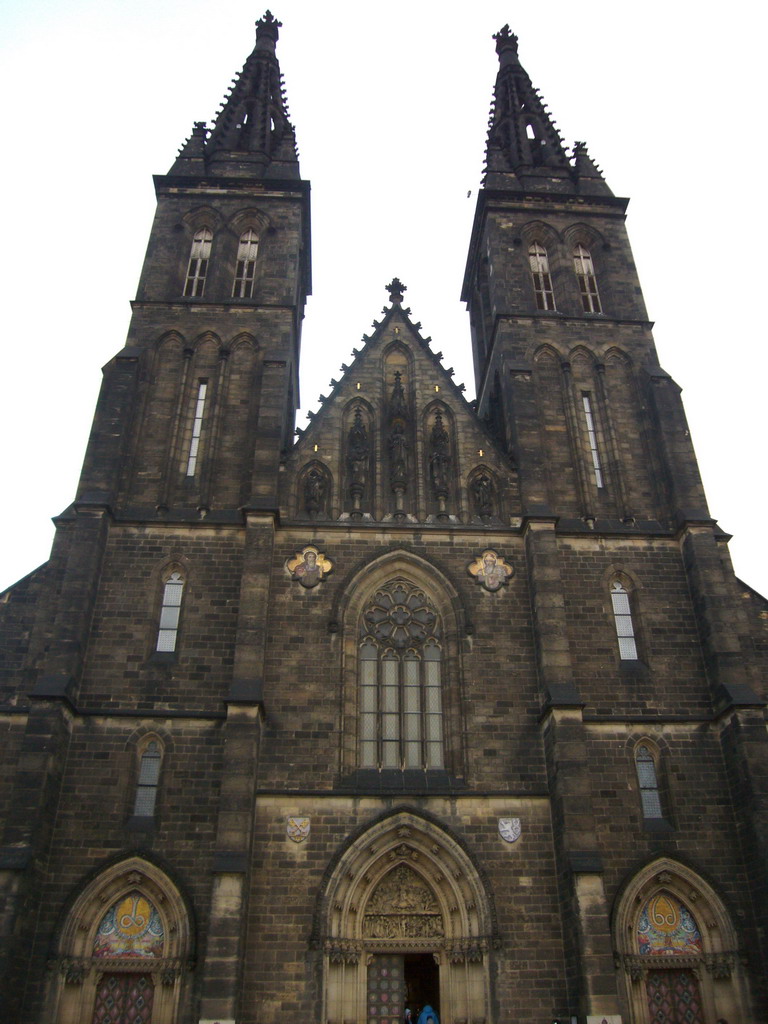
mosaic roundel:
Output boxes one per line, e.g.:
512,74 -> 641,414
93,891 -> 164,958
637,892 -> 702,956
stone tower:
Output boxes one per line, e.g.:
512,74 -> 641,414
0,16 -> 766,1024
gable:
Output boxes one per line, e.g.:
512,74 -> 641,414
283,301 -> 516,524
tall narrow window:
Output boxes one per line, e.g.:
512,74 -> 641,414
635,744 -> 663,819
582,393 -> 604,488
528,242 -> 556,310
573,243 -> 601,312
359,580 -> 444,770
184,227 -> 212,297
133,740 -> 162,817
233,229 -> 259,298
186,380 -> 208,476
156,571 -> 184,652
611,579 -> 638,660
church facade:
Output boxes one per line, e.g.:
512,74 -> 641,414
1,13 -> 767,1024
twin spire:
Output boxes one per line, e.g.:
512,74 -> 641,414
170,11 -> 299,179
170,17 -> 610,195
484,26 -> 611,195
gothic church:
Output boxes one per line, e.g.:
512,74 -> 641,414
1,12 -> 766,1024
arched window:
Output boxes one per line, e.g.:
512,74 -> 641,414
184,227 -> 212,297
133,740 -> 162,817
635,744 -> 662,820
528,242 -> 556,310
359,580 -> 443,769
156,571 -> 185,653
573,242 -> 601,313
611,579 -> 638,660
232,228 -> 259,298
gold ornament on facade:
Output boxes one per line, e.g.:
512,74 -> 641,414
467,550 -> 513,592
286,546 -> 333,588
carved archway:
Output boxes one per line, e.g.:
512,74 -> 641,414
47,856 -> 192,1024
319,810 -> 493,1024
613,858 -> 750,1024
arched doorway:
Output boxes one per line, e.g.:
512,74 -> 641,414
319,810 -> 493,1024
46,856 -> 192,1024
613,858 -> 750,1024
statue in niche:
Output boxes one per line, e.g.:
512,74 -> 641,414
471,472 -> 494,518
389,422 -> 408,493
428,410 -> 451,513
467,549 -> 513,592
346,406 -> 370,513
303,467 -> 327,518
389,369 -> 408,419
388,372 -> 410,513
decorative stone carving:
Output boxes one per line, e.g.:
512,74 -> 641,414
286,816 -> 311,843
467,550 -> 513,592
287,546 -> 333,588
303,467 -> 327,518
428,409 -> 452,513
471,473 -> 494,518
498,817 -> 521,844
347,406 -> 370,514
363,864 -> 444,939
59,958 -> 87,984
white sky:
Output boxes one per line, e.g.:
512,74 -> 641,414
1,0 -> 766,597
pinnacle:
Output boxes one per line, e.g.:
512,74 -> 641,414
386,278 -> 407,305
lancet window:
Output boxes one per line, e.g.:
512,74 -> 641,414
581,392 -> 604,487
573,243 -> 601,312
186,380 -> 208,476
232,228 -> 259,298
133,740 -> 162,817
156,571 -> 185,653
611,579 -> 638,660
184,227 -> 212,297
635,744 -> 662,820
359,580 -> 443,769
528,242 -> 556,310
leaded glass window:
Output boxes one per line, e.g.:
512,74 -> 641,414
134,741 -> 162,817
186,380 -> 208,476
528,242 -> 556,310
582,392 -> 604,488
611,579 -> 638,660
573,243 -> 601,313
156,571 -> 184,652
233,229 -> 259,298
635,744 -> 663,819
359,580 -> 444,769
184,227 -> 212,297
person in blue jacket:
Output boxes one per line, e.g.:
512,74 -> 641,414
417,1004 -> 439,1024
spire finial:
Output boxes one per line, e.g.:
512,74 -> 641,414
256,10 -> 281,50
493,25 -> 519,66
386,278 -> 406,305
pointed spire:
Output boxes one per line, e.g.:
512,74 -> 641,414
386,278 -> 407,305
484,26 -> 569,190
571,141 -> 612,197
193,11 -> 299,179
169,121 -> 208,175
483,28 -> 612,195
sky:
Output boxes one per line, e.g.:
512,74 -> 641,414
0,0 -> 766,597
